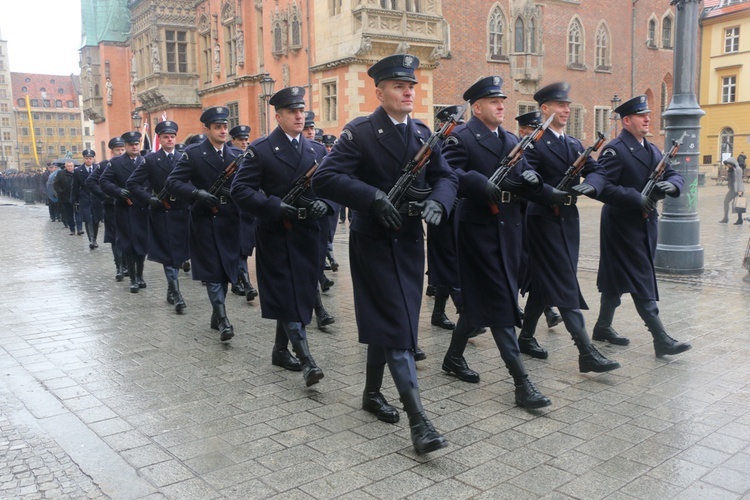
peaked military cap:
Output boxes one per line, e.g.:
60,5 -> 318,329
229,125 -> 251,139
82,149 -> 96,157
269,86 -> 306,110
314,128 -> 324,140
368,54 -> 419,86
614,94 -> 651,117
200,106 -> 229,125
463,76 -> 506,104
515,110 -> 542,128
186,134 -> 207,145
436,105 -> 466,124
322,134 -> 336,145
155,120 -> 178,135
304,111 -> 315,128
108,137 -> 125,149
534,82 -> 572,105
121,131 -> 142,144
175,143 -> 186,153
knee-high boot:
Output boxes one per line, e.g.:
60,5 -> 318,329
271,322 -> 301,371
314,291 -> 335,328
171,279 -> 186,313
431,288 -> 455,330
127,256 -> 138,293
136,257 -> 146,288
291,338 -> 324,386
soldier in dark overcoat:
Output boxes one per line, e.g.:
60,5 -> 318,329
313,54 -> 456,454
165,107 -> 241,342
231,86 -> 329,387
519,82 -> 620,373
72,149 -> 103,249
100,132 -> 150,293
54,160 -> 76,235
594,95 -> 691,357
228,124 -> 259,302
127,120 -> 190,313
87,138 -> 126,279
440,77 -> 550,410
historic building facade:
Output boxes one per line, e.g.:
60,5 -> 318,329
0,29 -> 19,171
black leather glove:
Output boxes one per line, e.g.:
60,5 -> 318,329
148,197 -> 162,209
370,190 -> 402,230
485,182 -> 503,204
570,183 -> 596,198
192,189 -> 219,207
119,188 -> 131,200
418,199 -> 443,226
655,181 -> 678,197
307,200 -> 327,221
640,194 -> 657,213
279,202 -> 298,219
550,188 -> 570,205
521,170 -> 540,187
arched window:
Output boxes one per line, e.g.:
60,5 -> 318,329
515,18 -> 525,53
596,24 -> 610,69
648,19 -> 656,47
94,84 -> 100,97
662,16 -> 673,49
291,15 -> 301,48
720,127 -> 734,157
568,19 -> 583,67
528,18 -> 536,54
488,6 -> 506,60
380,0 -> 396,9
273,22 -> 283,53
55,99 -> 62,108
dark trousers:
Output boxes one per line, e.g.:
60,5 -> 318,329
723,190 -> 738,219
163,265 -> 179,281
597,292 -> 663,334
523,291 -> 587,343
48,199 -> 59,221
59,202 -> 74,230
205,282 -> 228,307
366,346 -> 417,394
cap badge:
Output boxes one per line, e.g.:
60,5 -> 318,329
640,96 -> 646,103
493,76 -> 500,86
291,87 -> 300,95
216,107 -> 223,114
403,55 -> 414,67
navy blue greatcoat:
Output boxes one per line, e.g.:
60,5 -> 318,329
71,164 -> 103,224
127,149 -> 191,268
596,130 -> 683,301
521,129 -> 608,309
86,160 -> 116,244
100,154 -> 149,256
443,116 -> 541,328
165,140 -> 241,284
313,106 -> 457,349
231,128 -> 327,324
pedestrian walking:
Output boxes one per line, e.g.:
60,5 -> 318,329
719,157 -> 745,225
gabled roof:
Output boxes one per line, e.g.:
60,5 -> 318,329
10,73 -> 80,108
701,0 -> 750,20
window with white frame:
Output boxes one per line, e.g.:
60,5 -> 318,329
722,76 -> 736,103
488,6 -> 507,61
568,19 -> 583,68
725,27 -> 739,53
323,81 -> 337,122
567,105 -> 584,139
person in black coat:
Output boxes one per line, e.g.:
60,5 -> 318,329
53,160 -> 76,235
519,82 -> 620,373
127,121 -> 190,313
72,149 -> 104,249
594,95 -> 691,357
231,87 -> 329,387
88,138 -> 126,279
165,107 -> 242,342
313,54 -> 456,454
440,77 -> 550,409
100,132 -> 150,293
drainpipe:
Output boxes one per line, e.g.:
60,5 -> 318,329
632,0 -> 639,96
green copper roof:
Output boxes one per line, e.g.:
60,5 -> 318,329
80,0 -> 131,46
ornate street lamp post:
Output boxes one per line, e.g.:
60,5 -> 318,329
132,111 -> 142,131
259,73 -> 276,136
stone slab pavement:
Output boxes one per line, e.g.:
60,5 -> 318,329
0,182 -> 749,499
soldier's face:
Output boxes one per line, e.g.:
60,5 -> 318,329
302,126 -> 315,140
83,156 -> 95,166
111,146 -> 125,156
325,144 -> 333,153
205,123 -> 228,147
159,133 -> 177,151
233,137 -> 250,150
518,125 -> 535,138
623,113 -> 650,139
276,108 -> 305,136
376,80 -> 415,118
473,97 -> 506,129
125,142 -> 140,157
543,101 -> 570,129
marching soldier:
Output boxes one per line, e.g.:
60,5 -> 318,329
594,95 -> 691,357
127,120 -> 190,313
322,134 -> 336,153
100,132 -> 150,293
313,54 -> 456,454
87,138 -> 126,279
519,82 -> 620,372
228,124 -> 259,301
72,149 -> 103,249
231,86 -> 328,386
165,107 -> 242,342
440,77 -> 550,409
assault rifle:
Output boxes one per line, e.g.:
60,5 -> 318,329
156,186 -> 171,209
641,131 -> 687,218
387,102 -> 468,212
207,148 -> 253,214
281,160 -> 319,230
487,113 -> 554,214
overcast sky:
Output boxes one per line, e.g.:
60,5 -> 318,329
1,0 -> 82,76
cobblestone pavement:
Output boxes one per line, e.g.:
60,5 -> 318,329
1,183 -> 749,499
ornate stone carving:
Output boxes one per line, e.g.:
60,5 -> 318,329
214,43 -> 221,75
221,0 -> 235,21
355,36 -> 373,56
151,45 -> 161,73
236,27 -> 245,66
394,41 -> 411,54
428,45 -> 444,62
199,13 -> 210,34
282,64 -> 290,87
106,78 -> 113,105
254,0 -> 263,10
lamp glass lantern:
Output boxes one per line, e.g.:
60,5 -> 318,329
132,111 -> 142,130
259,73 -> 276,136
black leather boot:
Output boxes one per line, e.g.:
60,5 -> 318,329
136,257 -> 146,288
431,290 -> 455,330
114,253 -> 123,282
171,280 -> 186,313
544,307 -> 563,328
518,331 -> 548,359
166,280 -> 176,304
271,322 -> 301,371
400,388 -> 447,454
592,325 -> 630,345
319,274 -> 334,292
291,338 -> 324,386
91,222 -> 99,248
442,316 -> 480,383
413,346 -> 426,361
246,281 -> 258,301
314,291 -> 335,328
326,249 -> 339,272
505,355 -> 551,409
652,331 -> 692,357
362,364 -> 399,423
85,222 -> 94,249
128,258 -> 138,293
578,344 -> 621,373
214,304 -> 234,341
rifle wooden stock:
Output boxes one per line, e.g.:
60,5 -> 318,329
552,131 -> 606,216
